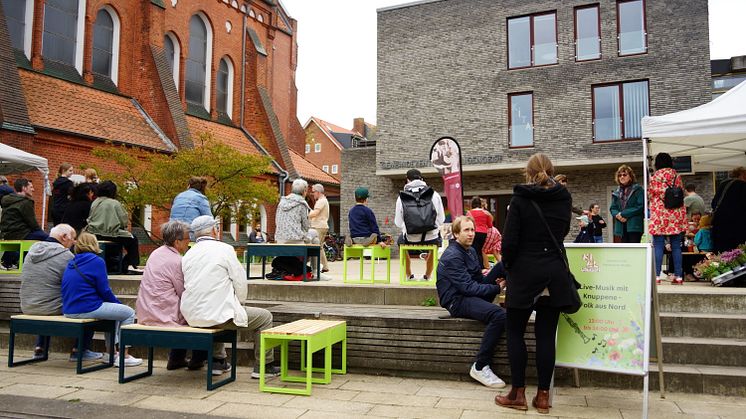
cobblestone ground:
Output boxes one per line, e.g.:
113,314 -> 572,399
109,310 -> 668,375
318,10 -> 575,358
1,352 -> 744,418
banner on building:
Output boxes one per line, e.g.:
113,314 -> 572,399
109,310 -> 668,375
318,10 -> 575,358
430,137 -> 463,220
555,243 -> 652,376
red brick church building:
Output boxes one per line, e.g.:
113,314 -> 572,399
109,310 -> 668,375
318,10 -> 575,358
0,0 -> 338,246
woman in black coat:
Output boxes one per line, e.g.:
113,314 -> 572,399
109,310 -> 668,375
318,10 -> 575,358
62,183 -> 94,234
51,163 -> 75,225
711,167 -> 746,252
495,153 -> 573,415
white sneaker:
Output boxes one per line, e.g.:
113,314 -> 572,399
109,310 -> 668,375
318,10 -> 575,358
469,363 -> 506,388
115,353 -> 143,367
318,273 -> 332,281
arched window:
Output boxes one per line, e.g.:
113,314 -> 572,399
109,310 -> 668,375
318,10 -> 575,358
164,32 -> 180,90
92,6 -> 120,84
42,0 -> 85,72
186,13 -> 212,110
216,57 -> 234,117
2,0 -> 33,58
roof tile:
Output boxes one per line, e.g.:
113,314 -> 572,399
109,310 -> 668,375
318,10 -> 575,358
288,149 -> 339,185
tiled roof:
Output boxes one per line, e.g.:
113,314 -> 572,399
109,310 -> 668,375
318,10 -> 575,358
0,6 -> 32,131
307,117 -> 360,150
288,149 -> 339,185
18,70 -> 174,151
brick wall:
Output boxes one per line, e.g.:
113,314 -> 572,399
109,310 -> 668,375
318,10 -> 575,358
304,122 -> 342,180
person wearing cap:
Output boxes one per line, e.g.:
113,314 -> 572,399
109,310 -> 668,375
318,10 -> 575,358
308,184 -> 330,272
394,168 -> 445,281
348,187 -> 386,247
180,215 -> 280,378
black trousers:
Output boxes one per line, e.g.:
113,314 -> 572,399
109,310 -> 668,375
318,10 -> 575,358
620,223 -> 642,244
97,235 -> 140,269
472,232 -> 487,263
450,296 -> 506,369
506,304 -> 560,390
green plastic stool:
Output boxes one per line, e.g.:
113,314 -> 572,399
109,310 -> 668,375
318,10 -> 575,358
259,319 -> 347,396
399,244 -> 439,286
343,245 -> 391,284
0,240 -> 37,274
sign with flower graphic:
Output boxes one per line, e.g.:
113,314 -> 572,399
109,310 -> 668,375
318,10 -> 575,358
556,244 -> 652,376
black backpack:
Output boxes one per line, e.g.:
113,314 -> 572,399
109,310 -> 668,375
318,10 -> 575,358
399,186 -> 438,241
663,174 -> 684,209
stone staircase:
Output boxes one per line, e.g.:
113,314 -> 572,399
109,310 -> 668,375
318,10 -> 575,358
1,275 -> 745,395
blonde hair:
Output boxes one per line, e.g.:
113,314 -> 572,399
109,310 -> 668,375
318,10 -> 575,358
524,153 -> 555,187
699,214 -> 712,229
84,168 -> 98,182
75,232 -> 101,254
614,165 -> 636,185
451,215 -> 475,236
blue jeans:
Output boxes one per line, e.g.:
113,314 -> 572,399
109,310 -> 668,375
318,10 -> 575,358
65,302 -> 135,346
450,296 -> 506,369
653,234 -> 683,278
593,236 -> 603,243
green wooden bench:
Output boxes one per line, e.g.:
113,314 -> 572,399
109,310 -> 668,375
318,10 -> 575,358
259,319 -> 347,396
0,240 -> 37,274
8,314 -> 116,374
343,245 -> 391,284
118,324 -> 237,391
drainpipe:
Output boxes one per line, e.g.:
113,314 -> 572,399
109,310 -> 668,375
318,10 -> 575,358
239,11 -> 288,196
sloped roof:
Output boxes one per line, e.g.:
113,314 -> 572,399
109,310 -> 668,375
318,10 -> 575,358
288,149 -> 339,185
305,116 -> 360,150
18,70 -> 175,151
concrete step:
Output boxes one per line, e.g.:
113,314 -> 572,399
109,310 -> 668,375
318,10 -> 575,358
658,288 -> 746,314
662,337 -> 746,367
660,312 -> 746,339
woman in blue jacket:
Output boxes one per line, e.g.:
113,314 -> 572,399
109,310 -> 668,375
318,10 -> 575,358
62,233 -> 142,367
610,165 -> 645,243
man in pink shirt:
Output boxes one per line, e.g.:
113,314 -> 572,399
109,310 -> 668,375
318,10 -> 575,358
136,220 -> 227,373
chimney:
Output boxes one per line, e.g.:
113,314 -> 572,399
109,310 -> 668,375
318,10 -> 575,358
353,118 -> 365,137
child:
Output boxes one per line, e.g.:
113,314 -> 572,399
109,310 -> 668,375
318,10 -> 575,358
694,215 -> 713,252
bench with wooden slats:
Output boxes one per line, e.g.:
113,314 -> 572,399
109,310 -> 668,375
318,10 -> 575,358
259,319 -> 347,396
118,323 -> 237,391
8,314 -> 116,374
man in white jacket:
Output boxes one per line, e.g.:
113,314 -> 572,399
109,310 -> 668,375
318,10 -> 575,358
181,215 -> 279,378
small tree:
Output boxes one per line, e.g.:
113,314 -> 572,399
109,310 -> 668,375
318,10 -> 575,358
92,132 -> 277,229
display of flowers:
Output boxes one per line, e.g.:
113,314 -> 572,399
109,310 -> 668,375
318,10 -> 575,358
694,244 -> 746,281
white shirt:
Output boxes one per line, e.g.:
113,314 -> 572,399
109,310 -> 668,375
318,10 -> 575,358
394,179 -> 446,242
180,237 -> 248,327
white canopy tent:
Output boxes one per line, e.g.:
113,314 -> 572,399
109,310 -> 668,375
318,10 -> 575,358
642,80 -> 746,173
0,142 -> 50,229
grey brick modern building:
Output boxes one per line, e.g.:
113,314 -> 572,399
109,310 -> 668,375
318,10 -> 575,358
342,0 -> 713,240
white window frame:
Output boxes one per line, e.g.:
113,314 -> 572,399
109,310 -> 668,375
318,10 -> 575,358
218,56 -> 234,117
74,0 -> 86,74
314,143 -> 321,153
23,0 -> 34,59
322,165 -> 329,173
189,12 -> 213,111
94,5 -> 120,85
331,164 -> 338,174
164,32 -> 180,90
305,144 -> 310,153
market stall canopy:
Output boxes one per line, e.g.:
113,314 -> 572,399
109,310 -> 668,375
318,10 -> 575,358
0,142 -> 50,228
642,80 -> 746,172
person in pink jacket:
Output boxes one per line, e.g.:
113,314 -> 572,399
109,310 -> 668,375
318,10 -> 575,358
648,153 -> 687,285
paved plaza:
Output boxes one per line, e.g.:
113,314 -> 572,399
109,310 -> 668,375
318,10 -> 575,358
0,351 -> 744,418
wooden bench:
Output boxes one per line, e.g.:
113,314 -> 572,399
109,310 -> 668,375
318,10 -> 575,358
259,319 -> 347,396
118,324 -> 237,391
246,243 -> 321,281
8,314 -> 116,374
0,240 -> 37,274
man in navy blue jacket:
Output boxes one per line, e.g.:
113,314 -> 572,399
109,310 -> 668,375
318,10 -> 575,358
437,215 -> 506,388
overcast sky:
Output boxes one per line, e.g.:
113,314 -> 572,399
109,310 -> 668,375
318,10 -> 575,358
281,0 -> 746,128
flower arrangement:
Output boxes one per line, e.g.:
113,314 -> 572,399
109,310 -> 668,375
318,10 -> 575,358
694,244 -> 746,281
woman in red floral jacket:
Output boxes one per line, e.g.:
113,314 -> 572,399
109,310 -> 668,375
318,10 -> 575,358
648,153 -> 687,285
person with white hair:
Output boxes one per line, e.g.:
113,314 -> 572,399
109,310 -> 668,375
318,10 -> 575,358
309,183 -> 330,272
180,215 -> 279,378
20,224 -> 101,361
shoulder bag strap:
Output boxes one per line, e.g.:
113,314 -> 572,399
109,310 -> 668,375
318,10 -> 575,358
72,261 -> 98,289
529,200 -> 570,272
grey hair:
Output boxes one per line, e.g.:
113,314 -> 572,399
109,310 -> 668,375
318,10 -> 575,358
161,220 -> 190,246
49,224 -> 75,239
311,184 -> 324,194
291,178 -> 308,195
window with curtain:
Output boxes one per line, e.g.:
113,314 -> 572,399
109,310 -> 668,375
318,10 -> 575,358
618,0 -> 646,55
92,9 -> 114,77
217,58 -> 231,114
509,93 -> 534,147
42,0 -> 78,66
2,0 -> 26,51
508,12 -> 556,69
593,80 -> 648,142
575,5 -> 600,60
186,15 -> 208,107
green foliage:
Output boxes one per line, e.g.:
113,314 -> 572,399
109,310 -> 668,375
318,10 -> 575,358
421,297 -> 437,307
91,132 -> 277,227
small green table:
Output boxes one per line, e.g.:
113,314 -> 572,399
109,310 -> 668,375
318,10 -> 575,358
259,319 -> 347,396
0,240 -> 37,274
399,244 -> 439,286
343,245 -> 391,284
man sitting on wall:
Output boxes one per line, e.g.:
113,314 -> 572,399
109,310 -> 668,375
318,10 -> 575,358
180,215 -> 279,378
347,187 -> 387,247
437,215 -> 507,388
0,178 -> 49,269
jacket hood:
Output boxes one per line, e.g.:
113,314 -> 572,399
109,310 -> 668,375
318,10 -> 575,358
512,183 -> 571,202
404,179 -> 428,193
27,240 -> 71,264
277,193 -> 310,213
67,252 -> 101,270
1,193 -> 30,208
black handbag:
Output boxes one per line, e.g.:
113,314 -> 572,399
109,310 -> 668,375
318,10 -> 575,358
530,200 -> 582,314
